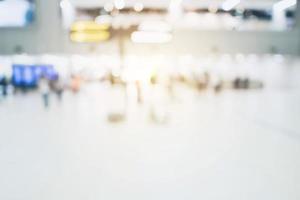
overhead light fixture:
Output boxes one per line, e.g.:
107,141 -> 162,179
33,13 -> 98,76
104,2 -> 114,12
134,2 -> 144,12
222,0 -> 240,11
60,0 -> 75,29
138,21 -> 172,32
60,0 -> 70,9
70,21 -> 110,43
70,32 -> 110,43
132,20 -> 173,44
95,15 -> 112,26
131,31 -> 172,44
71,21 -> 109,32
114,0 -> 125,10
168,0 -> 183,22
208,4 -> 218,13
273,0 -> 296,11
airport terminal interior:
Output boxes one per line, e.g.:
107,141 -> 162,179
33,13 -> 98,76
0,0 -> 300,199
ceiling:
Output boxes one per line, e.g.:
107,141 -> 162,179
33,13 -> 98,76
69,0 -> 286,9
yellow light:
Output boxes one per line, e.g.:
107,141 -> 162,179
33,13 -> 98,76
71,21 -> 109,32
70,32 -> 110,43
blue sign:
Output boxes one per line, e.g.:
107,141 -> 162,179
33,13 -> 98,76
12,64 -> 58,87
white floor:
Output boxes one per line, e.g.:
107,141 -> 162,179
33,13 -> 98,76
1,64 -> 300,199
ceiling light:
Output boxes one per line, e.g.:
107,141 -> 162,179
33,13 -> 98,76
70,32 -> 110,43
273,0 -> 296,11
222,0 -> 240,11
138,21 -> 172,32
131,31 -> 172,44
104,2 -> 114,12
208,4 -> 218,13
60,0 -> 75,29
114,0 -> 125,10
134,3 -> 144,12
95,15 -> 112,26
168,0 -> 183,22
60,0 -> 71,9
71,21 -> 109,32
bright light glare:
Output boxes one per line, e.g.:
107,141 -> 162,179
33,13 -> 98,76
168,0 -> 183,22
222,0 -> 240,11
60,0 -> 70,9
114,0 -> 125,10
138,21 -> 172,32
134,3 -> 144,12
104,2 -> 114,12
273,0 -> 297,11
71,21 -> 109,31
70,32 -> 110,43
0,0 -> 31,27
131,31 -> 173,44
95,15 -> 112,26
60,0 -> 75,29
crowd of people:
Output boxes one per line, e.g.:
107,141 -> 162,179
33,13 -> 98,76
0,74 -> 82,108
0,67 -> 264,110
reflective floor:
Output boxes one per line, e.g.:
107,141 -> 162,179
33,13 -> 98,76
0,62 -> 300,200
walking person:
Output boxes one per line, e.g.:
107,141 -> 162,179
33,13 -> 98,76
52,76 -> 65,102
0,76 -> 8,98
39,75 -> 50,108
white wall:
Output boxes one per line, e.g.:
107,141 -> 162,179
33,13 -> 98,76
0,0 -> 299,55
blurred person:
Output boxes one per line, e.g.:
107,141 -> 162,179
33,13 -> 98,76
193,72 -> 210,91
233,77 -> 242,89
243,78 -> 250,89
107,77 -> 127,123
135,80 -> 143,104
233,77 -> 251,89
70,75 -> 81,93
213,79 -> 223,93
51,75 -> 65,102
148,73 -> 169,124
167,77 -> 175,100
39,75 -> 50,108
210,74 -> 223,93
0,76 -> 9,97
